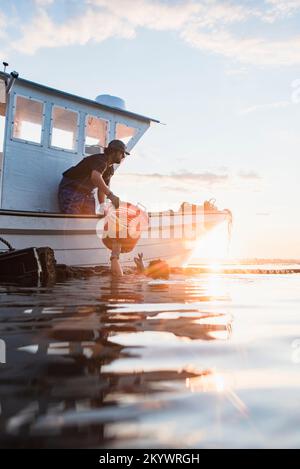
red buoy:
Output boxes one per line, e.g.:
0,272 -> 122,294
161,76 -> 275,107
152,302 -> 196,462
102,202 -> 148,253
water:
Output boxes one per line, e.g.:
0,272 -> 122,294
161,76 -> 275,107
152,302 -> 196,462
1,268 -> 300,448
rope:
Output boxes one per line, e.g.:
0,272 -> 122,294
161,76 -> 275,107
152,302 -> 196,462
0,236 -> 14,251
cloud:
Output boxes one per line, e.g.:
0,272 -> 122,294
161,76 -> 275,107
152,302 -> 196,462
161,185 -> 191,193
87,0 -> 202,30
34,0 -> 54,5
181,26 -> 300,66
115,169 -> 264,195
0,10 -> 7,39
239,100 -> 290,115
0,10 -> 9,59
225,68 -> 249,77
11,0 -> 202,55
190,1 -> 256,27
116,170 -> 229,186
12,7 -> 136,54
5,0 -> 300,66
263,0 -> 300,22
238,171 -> 261,180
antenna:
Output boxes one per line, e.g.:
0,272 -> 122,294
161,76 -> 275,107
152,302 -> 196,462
6,71 -> 19,94
2,62 -> 8,73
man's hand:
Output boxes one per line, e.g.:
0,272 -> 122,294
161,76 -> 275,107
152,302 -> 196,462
134,253 -> 145,273
107,191 -> 120,209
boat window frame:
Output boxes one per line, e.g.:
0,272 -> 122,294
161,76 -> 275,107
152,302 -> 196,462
114,120 -> 139,147
0,77 -> 7,154
49,103 -> 80,154
84,113 -> 110,154
10,93 -> 46,147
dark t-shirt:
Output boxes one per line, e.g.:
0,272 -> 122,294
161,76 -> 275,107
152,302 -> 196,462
63,153 -> 114,194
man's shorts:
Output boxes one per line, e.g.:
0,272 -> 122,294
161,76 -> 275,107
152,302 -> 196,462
58,177 -> 96,214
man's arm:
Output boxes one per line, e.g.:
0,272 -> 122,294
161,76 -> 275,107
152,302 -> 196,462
134,253 -> 145,273
110,241 -> 123,277
91,170 -> 120,208
96,189 -> 105,205
91,170 -> 110,196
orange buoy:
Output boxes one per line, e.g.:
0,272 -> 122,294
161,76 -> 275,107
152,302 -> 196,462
102,202 -> 148,253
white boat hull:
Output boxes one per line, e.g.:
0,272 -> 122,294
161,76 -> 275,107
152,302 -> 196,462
0,208 -> 229,268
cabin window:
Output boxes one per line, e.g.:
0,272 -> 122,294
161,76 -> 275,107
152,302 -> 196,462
0,79 -> 6,153
12,95 -> 44,145
85,115 -> 108,154
50,105 -> 78,152
116,123 -> 137,145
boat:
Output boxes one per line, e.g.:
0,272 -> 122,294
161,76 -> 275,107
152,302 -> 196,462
0,68 -> 231,268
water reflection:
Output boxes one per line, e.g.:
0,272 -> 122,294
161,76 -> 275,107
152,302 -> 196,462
0,274 -> 234,448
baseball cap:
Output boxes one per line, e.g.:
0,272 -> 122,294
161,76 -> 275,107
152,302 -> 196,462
107,139 -> 130,155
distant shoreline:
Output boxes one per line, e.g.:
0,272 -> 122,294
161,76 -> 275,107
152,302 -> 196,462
190,258 -> 300,266
182,266 -> 300,275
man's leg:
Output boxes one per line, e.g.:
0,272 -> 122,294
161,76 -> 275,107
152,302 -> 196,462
81,194 -> 96,215
58,179 -> 87,214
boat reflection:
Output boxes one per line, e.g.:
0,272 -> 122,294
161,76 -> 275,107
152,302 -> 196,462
0,273 -> 233,448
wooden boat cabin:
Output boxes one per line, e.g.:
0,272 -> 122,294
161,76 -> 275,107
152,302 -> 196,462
0,70 -> 158,214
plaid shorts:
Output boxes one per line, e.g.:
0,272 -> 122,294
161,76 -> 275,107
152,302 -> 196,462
58,177 -> 96,214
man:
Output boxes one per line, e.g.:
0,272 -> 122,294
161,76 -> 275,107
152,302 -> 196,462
110,242 -> 170,279
58,139 -> 129,214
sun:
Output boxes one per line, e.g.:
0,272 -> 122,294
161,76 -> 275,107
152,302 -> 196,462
189,224 -> 230,264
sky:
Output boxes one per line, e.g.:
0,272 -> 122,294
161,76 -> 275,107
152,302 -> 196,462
0,0 -> 300,259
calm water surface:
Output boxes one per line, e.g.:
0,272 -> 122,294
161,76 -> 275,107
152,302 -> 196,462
1,269 -> 300,448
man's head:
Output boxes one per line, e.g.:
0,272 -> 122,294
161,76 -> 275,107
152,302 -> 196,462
106,139 -> 130,164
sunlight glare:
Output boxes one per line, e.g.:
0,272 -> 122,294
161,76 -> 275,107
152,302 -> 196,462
190,224 -> 230,264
